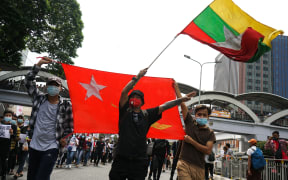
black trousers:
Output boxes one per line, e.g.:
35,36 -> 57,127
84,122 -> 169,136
109,156 -> 149,180
27,148 -> 58,180
7,148 -> 17,173
170,157 -> 179,179
205,163 -> 214,180
0,146 -> 10,177
152,155 -> 165,180
94,151 -> 103,165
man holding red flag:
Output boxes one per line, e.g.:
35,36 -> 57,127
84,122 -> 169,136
109,68 -> 195,180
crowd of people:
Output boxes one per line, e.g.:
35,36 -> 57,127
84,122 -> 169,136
0,113 -> 115,180
1,56 -> 287,180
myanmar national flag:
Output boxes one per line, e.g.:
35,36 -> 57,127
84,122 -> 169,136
180,0 -> 283,63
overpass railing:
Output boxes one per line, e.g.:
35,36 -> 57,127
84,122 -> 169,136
214,158 -> 288,180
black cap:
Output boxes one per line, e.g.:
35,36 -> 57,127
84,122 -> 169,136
129,90 -> 144,105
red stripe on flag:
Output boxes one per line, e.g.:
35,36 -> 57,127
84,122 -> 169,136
180,22 -> 216,44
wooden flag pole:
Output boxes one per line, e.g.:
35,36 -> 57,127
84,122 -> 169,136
147,36 -> 178,69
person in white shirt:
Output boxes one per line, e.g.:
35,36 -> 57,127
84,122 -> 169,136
66,135 -> 79,168
246,139 -> 261,180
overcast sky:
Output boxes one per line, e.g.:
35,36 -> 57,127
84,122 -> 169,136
26,0 -> 288,91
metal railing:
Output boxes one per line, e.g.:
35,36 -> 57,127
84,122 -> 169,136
214,158 -> 288,180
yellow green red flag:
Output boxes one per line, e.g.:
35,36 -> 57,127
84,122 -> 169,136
180,0 -> 283,63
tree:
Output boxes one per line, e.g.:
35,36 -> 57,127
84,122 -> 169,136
0,0 -> 83,77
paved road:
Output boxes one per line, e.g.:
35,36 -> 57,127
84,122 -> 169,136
7,163 -> 230,180
8,163 -> 174,180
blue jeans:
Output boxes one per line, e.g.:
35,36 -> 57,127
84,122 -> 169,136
66,151 -> 76,165
76,148 -> 83,165
27,148 -> 58,180
84,151 -> 90,165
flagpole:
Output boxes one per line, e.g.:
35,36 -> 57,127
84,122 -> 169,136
147,36 -> 178,69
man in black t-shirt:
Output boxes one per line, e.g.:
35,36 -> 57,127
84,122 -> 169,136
94,137 -> 105,166
109,68 -> 195,180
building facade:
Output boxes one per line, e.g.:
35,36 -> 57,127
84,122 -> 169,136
271,35 -> 288,99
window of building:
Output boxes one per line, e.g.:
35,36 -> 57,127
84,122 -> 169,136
255,87 -> 260,90
256,66 -> 260,70
263,74 -> 269,78
263,60 -> 268,64
255,80 -> 260,83
263,87 -> 268,92
263,81 -> 268,84
248,79 -> 252,82
248,65 -> 253,69
248,72 -> 252,76
263,67 -> 269,71
247,86 -> 252,89
256,73 -> 260,77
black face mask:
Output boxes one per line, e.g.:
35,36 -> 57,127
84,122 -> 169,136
273,137 -> 278,141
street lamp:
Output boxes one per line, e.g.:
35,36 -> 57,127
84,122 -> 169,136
184,55 -> 222,104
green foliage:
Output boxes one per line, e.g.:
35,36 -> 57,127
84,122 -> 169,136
257,141 -> 274,157
0,0 -> 83,76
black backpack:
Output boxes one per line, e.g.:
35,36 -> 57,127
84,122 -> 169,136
275,144 -> 282,159
208,151 -> 215,161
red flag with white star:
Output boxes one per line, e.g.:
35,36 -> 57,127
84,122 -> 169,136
62,64 -> 185,140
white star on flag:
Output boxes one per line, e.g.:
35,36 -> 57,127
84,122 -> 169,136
79,75 -> 106,101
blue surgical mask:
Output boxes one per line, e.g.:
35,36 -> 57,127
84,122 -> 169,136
196,118 -> 208,126
47,85 -> 60,96
11,120 -> 17,125
18,119 -> 23,123
4,116 -> 12,122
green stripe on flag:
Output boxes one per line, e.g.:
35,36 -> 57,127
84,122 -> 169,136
247,40 -> 271,63
194,7 -> 239,42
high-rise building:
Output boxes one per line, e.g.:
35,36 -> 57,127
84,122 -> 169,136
271,35 -> 288,99
214,50 -> 273,115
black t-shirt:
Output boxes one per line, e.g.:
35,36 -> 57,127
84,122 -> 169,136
96,141 -> 105,152
116,102 -> 162,158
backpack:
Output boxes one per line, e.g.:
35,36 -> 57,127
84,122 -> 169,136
208,151 -> 215,161
275,144 -> 282,159
251,147 -> 266,170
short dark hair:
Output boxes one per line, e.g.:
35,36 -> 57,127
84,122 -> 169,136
18,115 -> 24,119
194,105 -> 211,115
3,110 -> 13,117
272,131 -> 279,135
226,143 -> 230,148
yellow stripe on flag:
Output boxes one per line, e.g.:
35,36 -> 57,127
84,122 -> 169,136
210,0 -> 283,47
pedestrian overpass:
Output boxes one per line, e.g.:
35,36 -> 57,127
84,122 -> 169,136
1,69 -> 288,141
178,83 -> 288,141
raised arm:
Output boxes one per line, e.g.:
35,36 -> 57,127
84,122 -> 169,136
158,86 -> 196,114
119,68 -> 148,108
25,57 -> 53,100
174,83 -> 197,119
